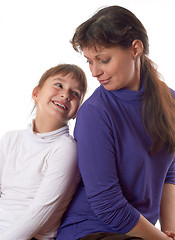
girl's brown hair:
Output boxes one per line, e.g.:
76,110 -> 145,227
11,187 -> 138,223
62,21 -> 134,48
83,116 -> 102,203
71,6 -> 175,154
32,64 -> 87,114
38,64 -> 87,104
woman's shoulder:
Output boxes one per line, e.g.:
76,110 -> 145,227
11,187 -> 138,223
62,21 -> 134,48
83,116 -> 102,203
80,86 -> 108,111
170,88 -> 175,99
76,86 -> 112,126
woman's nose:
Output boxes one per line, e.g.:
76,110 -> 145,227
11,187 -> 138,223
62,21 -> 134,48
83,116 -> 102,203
90,63 -> 103,78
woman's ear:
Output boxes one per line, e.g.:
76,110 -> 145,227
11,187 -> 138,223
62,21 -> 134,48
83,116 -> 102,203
131,39 -> 144,60
32,86 -> 39,103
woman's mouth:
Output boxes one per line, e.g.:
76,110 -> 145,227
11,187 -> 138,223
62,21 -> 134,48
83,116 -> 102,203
98,78 -> 111,85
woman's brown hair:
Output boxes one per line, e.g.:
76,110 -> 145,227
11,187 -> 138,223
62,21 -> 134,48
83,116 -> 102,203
71,6 -> 175,154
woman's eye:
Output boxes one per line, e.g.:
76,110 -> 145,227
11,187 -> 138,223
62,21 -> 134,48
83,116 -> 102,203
56,83 -> 63,88
86,59 -> 92,65
101,58 -> 111,64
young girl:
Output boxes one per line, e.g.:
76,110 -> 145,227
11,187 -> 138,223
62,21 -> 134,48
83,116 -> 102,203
0,64 -> 87,240
57,6 -> 175,240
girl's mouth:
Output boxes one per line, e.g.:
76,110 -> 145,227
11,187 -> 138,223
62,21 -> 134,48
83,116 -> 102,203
52,101 -> 68,110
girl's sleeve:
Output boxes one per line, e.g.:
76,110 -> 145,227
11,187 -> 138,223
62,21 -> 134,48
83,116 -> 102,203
0,136 -> 6,195
74,103 -> 140,234
1,138 -> 80,240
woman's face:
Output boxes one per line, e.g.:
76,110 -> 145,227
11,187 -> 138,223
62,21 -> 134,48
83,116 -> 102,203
83,45 -> 140,91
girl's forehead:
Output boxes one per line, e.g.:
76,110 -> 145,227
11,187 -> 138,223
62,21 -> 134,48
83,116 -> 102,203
48,73 -> 83,89
46,72 -> 73,82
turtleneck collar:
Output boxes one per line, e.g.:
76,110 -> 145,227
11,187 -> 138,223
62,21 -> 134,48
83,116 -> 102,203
27,120 -> 69,143
101,83 -> 144,102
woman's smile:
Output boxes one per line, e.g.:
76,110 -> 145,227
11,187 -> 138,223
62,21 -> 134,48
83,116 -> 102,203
98,77 -> 111,85
83,45 -> 140,91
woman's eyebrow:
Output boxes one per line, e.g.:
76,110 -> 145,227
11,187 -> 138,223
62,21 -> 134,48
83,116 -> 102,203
84,53 -> 107,60
84,55 -> 90,59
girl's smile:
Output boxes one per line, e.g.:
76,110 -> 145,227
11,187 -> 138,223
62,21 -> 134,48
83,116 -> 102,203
32,73 -> 83,132
52,100 -> 68,110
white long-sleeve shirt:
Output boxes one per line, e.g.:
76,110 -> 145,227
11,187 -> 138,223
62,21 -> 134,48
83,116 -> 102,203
0,121 -> 80,240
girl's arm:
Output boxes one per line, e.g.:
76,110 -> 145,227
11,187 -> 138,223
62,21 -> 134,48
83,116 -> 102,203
0,150 -> 4,194
0,136 -> 6,195
1,139 -> 80,240
159,183 -> 175,238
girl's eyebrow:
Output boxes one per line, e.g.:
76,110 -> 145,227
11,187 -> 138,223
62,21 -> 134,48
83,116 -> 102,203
52,77 -> 65,82
52,77 -> 82,92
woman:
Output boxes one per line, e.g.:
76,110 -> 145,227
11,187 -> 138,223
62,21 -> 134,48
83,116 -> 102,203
57,6 -> 175,240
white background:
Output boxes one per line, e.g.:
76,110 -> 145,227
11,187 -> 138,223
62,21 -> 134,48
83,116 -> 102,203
0,0 -> 175,229
0,0 -> 175,137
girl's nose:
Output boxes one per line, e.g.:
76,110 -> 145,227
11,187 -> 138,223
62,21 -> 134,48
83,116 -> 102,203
90,63 -> 103,78
61,91 -> 70,101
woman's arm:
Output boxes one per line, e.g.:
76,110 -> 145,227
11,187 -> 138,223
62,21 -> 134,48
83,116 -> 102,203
127,214 -> 173,240
1,139 -> 80,240
75,103 -> 140,233
127,169 -> 175,240
160,183 -> 175,237
74,103 -> 174,240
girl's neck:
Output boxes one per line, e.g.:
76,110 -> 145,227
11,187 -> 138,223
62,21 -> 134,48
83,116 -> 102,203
33,118 -> 67,133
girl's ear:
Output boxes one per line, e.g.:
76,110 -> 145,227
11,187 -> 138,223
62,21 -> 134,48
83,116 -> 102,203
72,114 -> 77,120
32,86 -> 39,103
131,39 -> 144,59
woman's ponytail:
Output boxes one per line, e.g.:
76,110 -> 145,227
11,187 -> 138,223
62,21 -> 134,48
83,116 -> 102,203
142,55 -> 175,154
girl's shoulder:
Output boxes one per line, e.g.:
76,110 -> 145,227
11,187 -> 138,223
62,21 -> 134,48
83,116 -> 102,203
0,129 -> 26,152
0,129 -> 25,141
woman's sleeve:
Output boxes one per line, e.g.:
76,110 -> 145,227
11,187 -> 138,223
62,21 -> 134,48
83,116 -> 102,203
1,138 -> 80,240
166,88 -> 175,185
74,103 -> 140,234
165,157 -> 175,184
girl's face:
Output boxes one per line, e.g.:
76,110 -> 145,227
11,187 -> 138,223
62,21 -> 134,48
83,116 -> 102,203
83,45 -> 140,91
32,73 -> 83,131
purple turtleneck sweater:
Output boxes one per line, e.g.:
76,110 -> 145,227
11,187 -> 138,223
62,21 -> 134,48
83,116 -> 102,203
57,85 -> 175,240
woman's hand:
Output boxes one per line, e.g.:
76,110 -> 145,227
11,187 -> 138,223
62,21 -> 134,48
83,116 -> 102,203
165,231 -> 175,240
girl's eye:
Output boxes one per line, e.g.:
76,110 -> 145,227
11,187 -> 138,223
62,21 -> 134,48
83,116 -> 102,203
101,58 -> 111,64
56,83 -> 63,88
73,91 -> 80,98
